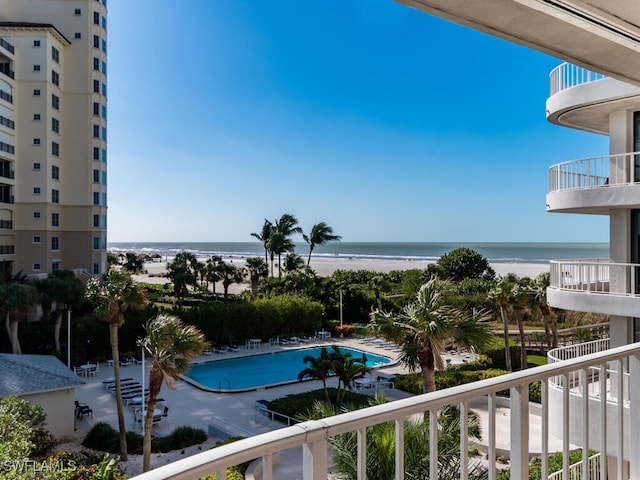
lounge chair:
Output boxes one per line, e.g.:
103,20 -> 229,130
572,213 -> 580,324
299,336 -> 311,343
203,348 -> 212,356
119,358 -> 131,367
213,347 -> 227,354
226,345 -> 240,352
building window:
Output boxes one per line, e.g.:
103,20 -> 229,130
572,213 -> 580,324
93,11 -> 99,24
93,192 -> 99,205
93,35 -> 99,48
52,142 -> 59,156
101,192 -> 107,206
52,165 -> 59,180
52,70 -> 59,86
93,102 -> 99,116
33,138 -> 40,145
52,189 -> 59,203
74,32 -> 81,39
101,105 -> 107,119
52,213 -> 59,226
33,263 -> 41,271
102,16 -> 107,29
93,169 -> 99,183
33,89 -> 40,96
33,114 -> 41,121
101,83 -> 106,96
33,163 -> 41,170
101,127 -> 106,140
52,262 -> 60,272
33,211 -> 40,219
101,171 -> 107,184
52,118 -> 59,133
93,79 -> 99,93
51,237 -> 59,251
74,8 -> 82,15
34,65 -> 40,72
93,263 -> 99,274
93,125 -> 99,138
52,94 -> 59,110
93,214 -> 99,227
33,236 -> 41,244
101,61 -> 106,75
101,214 -> 107,228
93,147 -> 100,160
33,187 -> 40,195
93,57 -> 99,70
33,40 -> 40,47
93,236 -> 99,250
52,46 -> 59,62
102,149 -> 107,162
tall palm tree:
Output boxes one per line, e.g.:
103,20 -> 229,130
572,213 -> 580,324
511,279 -> 533,370
329,346 -> 369,403
86,270 -> 146,461
251,219 -> 273,267
139,314 -> 208,472
37,270 -> 84,355
204,255 -> 223,293
488,276 -> 516,372
530,272 -> 558,349
267,231 -> 295,278
370,277 -> 492,393
283,253 -> 305,274
368,275 -> 391,310
245,257 -> 268,297
303,222 -> 341,267
218,262 -> 246,299
298,346 -> 334,402
166,251 -> 198,307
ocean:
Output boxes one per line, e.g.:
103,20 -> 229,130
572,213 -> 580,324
107,242 -> 609,265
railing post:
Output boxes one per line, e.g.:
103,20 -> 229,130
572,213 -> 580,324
302,438 -> 328,480
262,454 -> 273,480
510,384 -> 529,480
357,427 -> 367,480
395,418 -> 404,480
629,355 -> 640,479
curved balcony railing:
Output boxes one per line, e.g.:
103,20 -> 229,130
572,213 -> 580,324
549,258 -> 640,297
549,62 -> 607,96
130,343 -> 640,480
549,152 -> 640,192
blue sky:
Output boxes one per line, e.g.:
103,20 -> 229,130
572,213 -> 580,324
106,0 -> 608,243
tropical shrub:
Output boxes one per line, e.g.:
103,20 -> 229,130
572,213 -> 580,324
269,389 -> 371,420
436,247 -> 495,281
152,426 -> 208,452
334,325 -> 356,337
0,396 -> 54,456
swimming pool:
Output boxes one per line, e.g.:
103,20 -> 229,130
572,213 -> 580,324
183,346 -> 393,392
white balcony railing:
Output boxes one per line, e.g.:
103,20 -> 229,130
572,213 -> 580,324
131,342 -> 640,480
549,152 -> 640,192
548,453 -> 601,480
549,258 -> 640,296
550,62 -> 607,96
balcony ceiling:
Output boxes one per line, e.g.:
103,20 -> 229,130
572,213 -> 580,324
397,0 -> 640,86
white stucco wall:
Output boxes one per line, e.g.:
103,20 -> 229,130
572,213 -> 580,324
19,387 -> 77,438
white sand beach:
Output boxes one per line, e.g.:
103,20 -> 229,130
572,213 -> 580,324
131,255 -> 549,294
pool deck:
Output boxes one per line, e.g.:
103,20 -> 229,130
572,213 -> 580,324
72,337 -> 563,477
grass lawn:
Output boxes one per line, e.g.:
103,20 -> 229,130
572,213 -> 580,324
527,355 -> 548,367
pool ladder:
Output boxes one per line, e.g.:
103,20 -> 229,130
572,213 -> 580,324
218,378 -> 231,390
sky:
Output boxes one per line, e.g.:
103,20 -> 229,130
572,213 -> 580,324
106,0 -> 609,243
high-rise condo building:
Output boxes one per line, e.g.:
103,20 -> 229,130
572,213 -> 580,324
0,0 -> 107,278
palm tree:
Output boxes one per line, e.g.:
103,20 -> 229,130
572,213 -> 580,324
204,255 -> 223,293
283,253 -> 305,274
36,270 -> 84,355
86,270 -> 146,461
267,231 -> 295,278
368,275 -> 391,310
488,276 -> 516,371
251,219 -> 273,267
330,346 -> 370,403
298,346 -> 334,402
122,253 -> 145,274
166,251 -> 198,306
303,222 -> 341,267
511,278 -> 533,370
218,262 -> 246,299
530,272 -> 558,349
245,257 -> 268,297
139,314 -> 208,472
1,275 -> 37,354
370,277 -> 492,394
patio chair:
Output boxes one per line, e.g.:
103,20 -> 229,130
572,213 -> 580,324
119,358 -> 131,367
74,400 -> 93,420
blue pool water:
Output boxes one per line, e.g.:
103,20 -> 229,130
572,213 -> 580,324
183,346 -> 393,392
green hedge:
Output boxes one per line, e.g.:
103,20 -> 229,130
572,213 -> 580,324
180,294 -> 324,345
268,388 -> 372,420
483,338 -> 521,371
82,423 -> 207,455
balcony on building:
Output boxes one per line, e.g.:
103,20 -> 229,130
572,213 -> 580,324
0,244 -> 13,255
0,160 -> 14,181
547,152 -> 640,213
128,340 -> 640,480
0,185 -> 13,204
